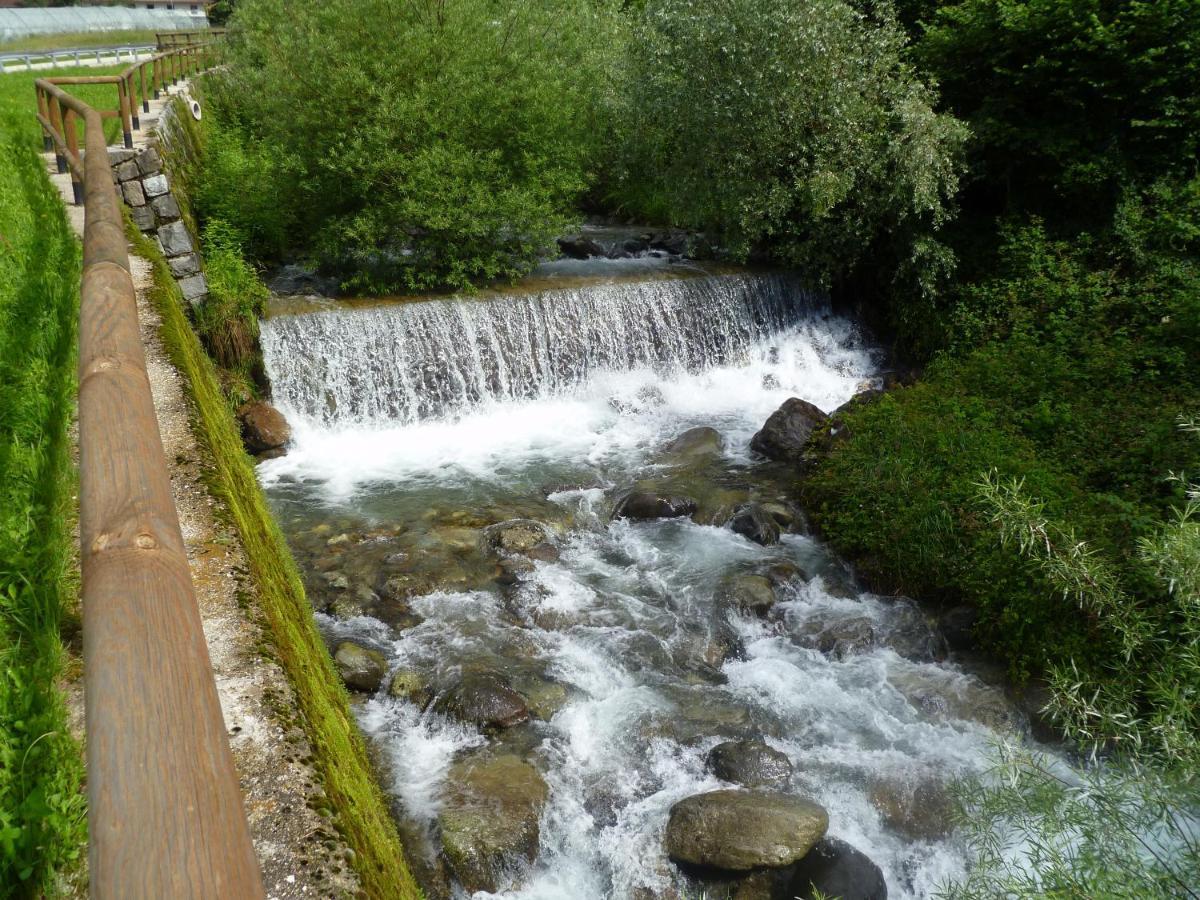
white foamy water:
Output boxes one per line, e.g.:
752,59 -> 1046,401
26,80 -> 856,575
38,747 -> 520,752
261,271 -> 1039,899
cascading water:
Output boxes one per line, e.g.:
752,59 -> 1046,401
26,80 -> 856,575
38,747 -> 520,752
260,268 -> 1044,899
261,272 -> 817,426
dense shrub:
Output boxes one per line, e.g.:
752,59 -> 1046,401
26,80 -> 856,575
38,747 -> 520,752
806,187 -> 1200,686
916,0 -> 1200,220
216,0 -> 624,290
611,0 -> 965,300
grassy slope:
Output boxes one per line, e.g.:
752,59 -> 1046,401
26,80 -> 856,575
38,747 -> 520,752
127,224 -> 421,899
0,74 -> 97,897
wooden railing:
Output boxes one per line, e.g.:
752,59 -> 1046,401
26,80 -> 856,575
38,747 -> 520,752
34,36 -> 265,900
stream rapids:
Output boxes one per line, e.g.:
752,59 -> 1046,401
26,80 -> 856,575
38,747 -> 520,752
258,262 -> 1042,899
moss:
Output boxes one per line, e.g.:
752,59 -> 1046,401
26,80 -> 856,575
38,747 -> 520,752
126,220 -> 422,899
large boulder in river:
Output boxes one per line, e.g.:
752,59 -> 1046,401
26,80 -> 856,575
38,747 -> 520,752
789,837 -> 887,900
439,753 -> 548,893
706,740 -> 794,789
749,398 -> 828,463
237,401 -> 291,454
333,641 -> 387,693
727,503 -> 782,546
613,491 -> 698,521
433,672 -> 530,731
665,790 -> 828,871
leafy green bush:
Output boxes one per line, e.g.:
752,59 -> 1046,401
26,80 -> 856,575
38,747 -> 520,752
215,0 -> 624,290
611,0 -> 965,297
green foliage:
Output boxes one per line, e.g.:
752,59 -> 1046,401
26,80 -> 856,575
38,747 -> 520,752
942,749 -> 1200,899
612,0 -> 965,292
0,112 -> 86,895
194,220 -> 270,399
978,424 -> 1200,762
917,0 -> 1200,219
213,0 -> 624,290
805,192 -> 1200,684
128,225 -> 423,899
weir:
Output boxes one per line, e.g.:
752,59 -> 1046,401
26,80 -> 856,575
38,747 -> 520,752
262,272 -> 819,426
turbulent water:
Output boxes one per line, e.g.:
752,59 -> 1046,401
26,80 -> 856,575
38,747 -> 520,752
260,269 -> 1038,899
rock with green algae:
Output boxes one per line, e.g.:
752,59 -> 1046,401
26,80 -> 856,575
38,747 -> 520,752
439,754 -> 549,893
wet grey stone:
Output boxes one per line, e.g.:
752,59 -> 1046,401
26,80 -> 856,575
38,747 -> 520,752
706,740 -> 794,788
728,503 -> 781,546
665,790 -> 828,870
790,837 -> 887,900
433,672 -> 530,731
613,491 -> 697,520
750,397 -> 828,463
158,220 -> 192,256
333,641 -> 386,693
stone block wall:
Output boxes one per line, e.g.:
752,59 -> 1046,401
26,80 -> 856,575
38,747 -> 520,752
109,144 -> 209,307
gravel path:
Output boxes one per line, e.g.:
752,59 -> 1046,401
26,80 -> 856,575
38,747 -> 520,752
128,252 -> 361,898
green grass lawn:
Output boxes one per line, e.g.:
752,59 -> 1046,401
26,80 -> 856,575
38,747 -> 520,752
0,30 -> 159,54
0,64 -> 130,898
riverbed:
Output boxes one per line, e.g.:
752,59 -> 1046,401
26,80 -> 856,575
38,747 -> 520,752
257,263 -> 1035,898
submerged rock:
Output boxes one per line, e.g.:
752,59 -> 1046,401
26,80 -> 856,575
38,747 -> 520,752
556,234 -> 606,259
483,519 -> 555,558
939,604 -> 979,652
433,672 -> 530,731
706,740 -> 794,789
665,790 -> 828,871
613,491 -> 698,521
724,575 -> 778,617
267,263 -> 339,297
749,398 -> 828,463
727,503 -> 782,546
664,426 -> 726,462
439,754 -> 548,893
869,774 -> 953,841
789,837 -> 887,900
333,641 -> 387,693
237,401 -> 291,454
387,668 -> 433,709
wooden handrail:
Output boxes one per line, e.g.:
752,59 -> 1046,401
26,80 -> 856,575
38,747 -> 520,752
34,36 -> 265,900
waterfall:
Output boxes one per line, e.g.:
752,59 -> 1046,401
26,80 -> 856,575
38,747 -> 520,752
260,272 -> 820,427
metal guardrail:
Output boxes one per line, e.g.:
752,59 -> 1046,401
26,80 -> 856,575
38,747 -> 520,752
34,37 -> 265,900
0,45 -> 155,73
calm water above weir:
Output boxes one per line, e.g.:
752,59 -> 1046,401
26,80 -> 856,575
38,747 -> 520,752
258,263 -> 1039,899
